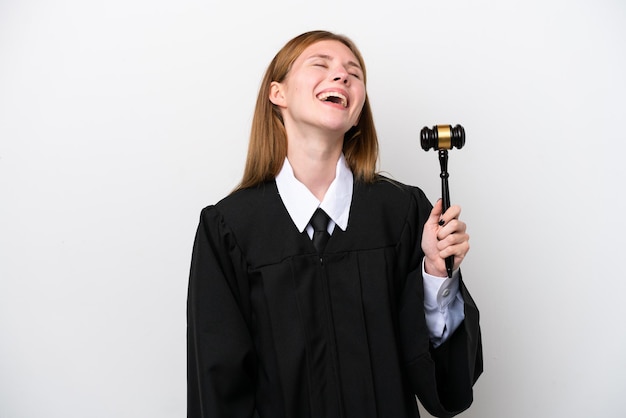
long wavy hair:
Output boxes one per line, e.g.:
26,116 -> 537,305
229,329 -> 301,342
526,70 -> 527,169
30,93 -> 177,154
235,30 -> 379,190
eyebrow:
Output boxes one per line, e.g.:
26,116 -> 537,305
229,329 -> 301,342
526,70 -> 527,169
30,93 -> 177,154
307,54 -> 362,71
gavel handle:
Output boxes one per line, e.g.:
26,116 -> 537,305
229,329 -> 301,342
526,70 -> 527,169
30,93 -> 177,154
439,149 -> 454,279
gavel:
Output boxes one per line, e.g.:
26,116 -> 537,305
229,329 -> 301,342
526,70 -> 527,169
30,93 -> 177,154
420,124 -> 465,278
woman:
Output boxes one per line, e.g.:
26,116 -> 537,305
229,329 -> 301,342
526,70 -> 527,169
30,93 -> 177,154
188,30 -> 482,418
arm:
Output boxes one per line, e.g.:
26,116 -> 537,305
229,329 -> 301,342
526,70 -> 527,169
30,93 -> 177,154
187,207 -> 256,418
400,190 -> 482,417
421,198 -> 469,348
422,265 -> 465,348
401,269 -> 482,417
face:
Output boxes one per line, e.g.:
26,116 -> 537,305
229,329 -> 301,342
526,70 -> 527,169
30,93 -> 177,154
269,40 -> 366,139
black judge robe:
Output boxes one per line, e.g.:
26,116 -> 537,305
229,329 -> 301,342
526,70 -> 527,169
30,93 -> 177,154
187,177 -> 482,418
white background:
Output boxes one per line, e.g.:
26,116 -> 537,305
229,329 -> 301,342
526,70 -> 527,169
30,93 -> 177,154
1,1 -> 625,417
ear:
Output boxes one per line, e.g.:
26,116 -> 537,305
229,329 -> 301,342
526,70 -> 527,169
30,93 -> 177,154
269,81 -> 286,107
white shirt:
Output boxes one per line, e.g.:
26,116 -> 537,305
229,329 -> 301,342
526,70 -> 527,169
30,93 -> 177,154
275,155 -> 464,347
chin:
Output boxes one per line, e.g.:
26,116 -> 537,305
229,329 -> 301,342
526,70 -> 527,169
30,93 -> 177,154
319,119 -> 354,134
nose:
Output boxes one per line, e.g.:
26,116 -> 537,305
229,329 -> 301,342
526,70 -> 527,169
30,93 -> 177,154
332,65 -> 350,84
333,73 -> 348,84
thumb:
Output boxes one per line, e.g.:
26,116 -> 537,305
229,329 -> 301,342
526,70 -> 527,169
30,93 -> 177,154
428,199 -> 444,225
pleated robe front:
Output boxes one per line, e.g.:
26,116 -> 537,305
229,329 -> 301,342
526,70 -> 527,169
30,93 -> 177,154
187,178 -> 482,418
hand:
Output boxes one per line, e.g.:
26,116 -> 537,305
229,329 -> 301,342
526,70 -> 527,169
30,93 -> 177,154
421,199 -> 470,277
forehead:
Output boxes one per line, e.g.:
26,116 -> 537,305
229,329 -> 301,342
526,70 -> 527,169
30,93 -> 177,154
296,40 -> 361,66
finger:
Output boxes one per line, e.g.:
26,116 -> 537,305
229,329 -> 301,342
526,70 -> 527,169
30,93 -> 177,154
437,219 -> 467,241
439,204 -> 462,226
437,231 -> 470,250
439,237 -> 470,268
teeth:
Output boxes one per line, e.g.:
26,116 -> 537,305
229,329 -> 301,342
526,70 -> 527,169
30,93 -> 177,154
317,91 -> 348,107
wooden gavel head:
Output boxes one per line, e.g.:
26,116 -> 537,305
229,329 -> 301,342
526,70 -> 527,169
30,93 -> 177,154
420,124 -> 465,151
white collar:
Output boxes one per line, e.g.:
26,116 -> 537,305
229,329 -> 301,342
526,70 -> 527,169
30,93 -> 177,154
275,154 -> 353,233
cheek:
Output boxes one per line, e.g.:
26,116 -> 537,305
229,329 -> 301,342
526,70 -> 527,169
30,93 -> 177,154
354,94 -> 366,115
351,96 -> 366,124
355,86 -> 366,108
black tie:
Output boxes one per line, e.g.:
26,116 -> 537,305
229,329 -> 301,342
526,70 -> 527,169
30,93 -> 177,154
310,208 -> 330,254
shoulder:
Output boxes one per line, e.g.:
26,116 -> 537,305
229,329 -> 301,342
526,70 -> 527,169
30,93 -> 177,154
198,182 -> 281,225
215,182 -> 278,213
346,175 -> 433,243
356,175 -> 432,210
347,176 -> 431,253
198,181 -> 290,246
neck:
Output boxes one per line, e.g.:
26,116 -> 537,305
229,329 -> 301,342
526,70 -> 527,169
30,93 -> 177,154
287,135 -> 342,202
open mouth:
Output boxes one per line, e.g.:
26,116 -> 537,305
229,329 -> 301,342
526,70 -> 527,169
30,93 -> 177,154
317,91 -> 348,108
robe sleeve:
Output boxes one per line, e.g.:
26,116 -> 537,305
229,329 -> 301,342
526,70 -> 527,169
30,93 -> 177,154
409,279 -> 482,417
399,188 -> 483,418
187,207 -> 257,418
